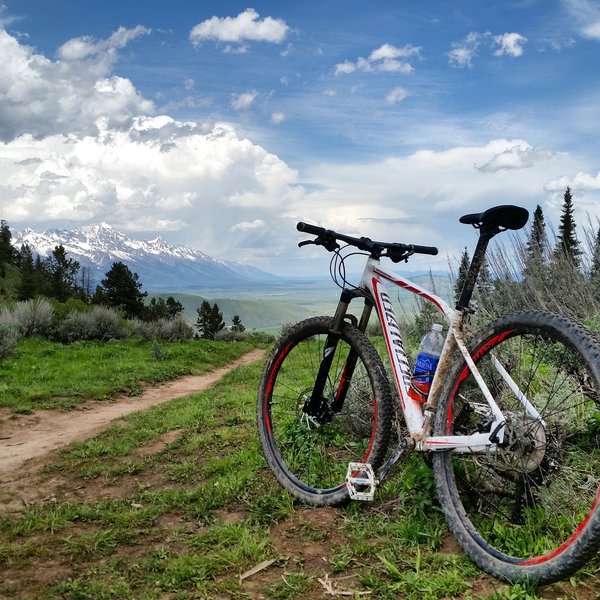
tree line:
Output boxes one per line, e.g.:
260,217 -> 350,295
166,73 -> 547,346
0,222 -> 245,338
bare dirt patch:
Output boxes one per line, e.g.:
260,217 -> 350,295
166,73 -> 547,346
0,349 -> 265,510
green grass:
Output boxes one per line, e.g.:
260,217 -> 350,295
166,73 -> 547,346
0,336 -> 253,411
1,342 -> 599,598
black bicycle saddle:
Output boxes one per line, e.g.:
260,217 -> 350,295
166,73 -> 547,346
459,205 -> 529,232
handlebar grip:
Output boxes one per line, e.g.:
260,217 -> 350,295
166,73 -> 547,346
297,222 -> 327,236
411,244 -> 439,256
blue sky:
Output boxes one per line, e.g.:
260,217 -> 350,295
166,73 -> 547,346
1,1 -> 600,277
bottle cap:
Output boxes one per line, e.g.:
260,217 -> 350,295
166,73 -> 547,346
432,323 -> 443,332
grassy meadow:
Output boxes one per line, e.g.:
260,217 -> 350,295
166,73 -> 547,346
1,337 -> 600,599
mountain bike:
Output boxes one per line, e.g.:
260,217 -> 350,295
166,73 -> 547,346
257,205 -> 600,585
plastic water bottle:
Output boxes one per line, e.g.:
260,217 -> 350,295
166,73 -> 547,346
408,323 -> 444,403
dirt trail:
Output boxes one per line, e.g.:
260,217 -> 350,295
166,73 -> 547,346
0,349 -> 265,481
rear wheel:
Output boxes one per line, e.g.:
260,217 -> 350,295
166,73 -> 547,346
433,311 -> 600,584
258,316 -> 393,506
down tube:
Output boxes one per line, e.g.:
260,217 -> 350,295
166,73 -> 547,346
370,277 -> 425,434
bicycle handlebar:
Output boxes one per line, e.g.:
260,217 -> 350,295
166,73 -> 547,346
297,221 -> 438,261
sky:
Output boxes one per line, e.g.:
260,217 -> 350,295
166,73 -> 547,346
1,0 -> 600,278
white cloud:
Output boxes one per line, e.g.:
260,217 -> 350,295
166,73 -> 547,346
448,32 -> 483,68
0,117 -> 300,262
189,8 -> 288,47
493,32 -> 527,57
231,219 -> 266,232
57,25 -> 150,61
271,111 -> 285,124
288,138 -> 586,273
476,144 -> 555,172
545,171 -> 600,192
386,87 -> 411,104
563,0 -> 600,40
231,91 -> 258,111
0,27 -> 153,142
335,43 -> 420,75
448,31 -> 526,66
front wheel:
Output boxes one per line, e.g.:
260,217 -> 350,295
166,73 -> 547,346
433,311 -> 600,584
257,316 -> 393,506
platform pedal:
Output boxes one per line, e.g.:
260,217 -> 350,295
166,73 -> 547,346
346,462 -> 376,501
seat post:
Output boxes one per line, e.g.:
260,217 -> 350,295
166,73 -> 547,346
456,231 -> 494,311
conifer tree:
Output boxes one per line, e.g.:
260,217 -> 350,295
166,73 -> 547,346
195,301 -> 225,339
16,244 -> 38,300
454,247 -> 470,302
231,315 -> 245,332
0,220 -> 14,269
526,205 -> 548,263
553,187 -> 581,269
45,245 -> 80,302
98,261 -> 147,318
523,204 -> 549,282
165,296 -> 184,319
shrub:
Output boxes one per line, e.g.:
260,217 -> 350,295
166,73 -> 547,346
0,298 -> 54,337
0,324 -> 21,359
214,328 -> 247,342
245,329 -> 276,345
133,317 -> 194,342
52,306 -> 129,343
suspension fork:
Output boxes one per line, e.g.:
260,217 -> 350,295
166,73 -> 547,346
303,290 -> 372,419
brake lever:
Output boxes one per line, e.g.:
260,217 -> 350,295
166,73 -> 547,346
386,248 -> 414,263
298,236 -> 340,252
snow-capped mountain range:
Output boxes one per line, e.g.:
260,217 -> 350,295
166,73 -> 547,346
12,223 -> 277,291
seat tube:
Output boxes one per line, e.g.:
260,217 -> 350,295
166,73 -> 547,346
456,232 -> 493,311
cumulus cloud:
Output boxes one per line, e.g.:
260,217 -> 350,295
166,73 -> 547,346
386,86 -> 411,104
448,32 -> 483,68
271,111 -> 285,124
0,116 -> 300,260
189,8 -> 288,48
448,31 -> 527,67
0,27 -> 153,142
476,144 -> 555,173
563,0 -> 600,40
335,43 -> 421,75
493,33 -> 527,56
231,91 -> 258,111
545,171 -> 600,192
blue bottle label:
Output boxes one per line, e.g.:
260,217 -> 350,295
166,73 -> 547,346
413,352 -> 440,383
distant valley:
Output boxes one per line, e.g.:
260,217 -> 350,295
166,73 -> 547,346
13,225 -> 452,331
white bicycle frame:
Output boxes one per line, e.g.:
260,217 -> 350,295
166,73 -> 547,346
361,256 -> 540,453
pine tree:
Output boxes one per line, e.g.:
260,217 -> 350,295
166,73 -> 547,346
231,315 -> 245,332
195,301 -> 225,339
0,220 -> 15,269
210,303 -> 225,337
454,247 -> 470,302
526,205 -> 548,264
523,204 -> 549,284
195,301 -> 213,339
45,245 -> 80,302
98,261 -> 147,318
165,296 -> 184,319
16,244 -> 38,301
553,187 -> 582,269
